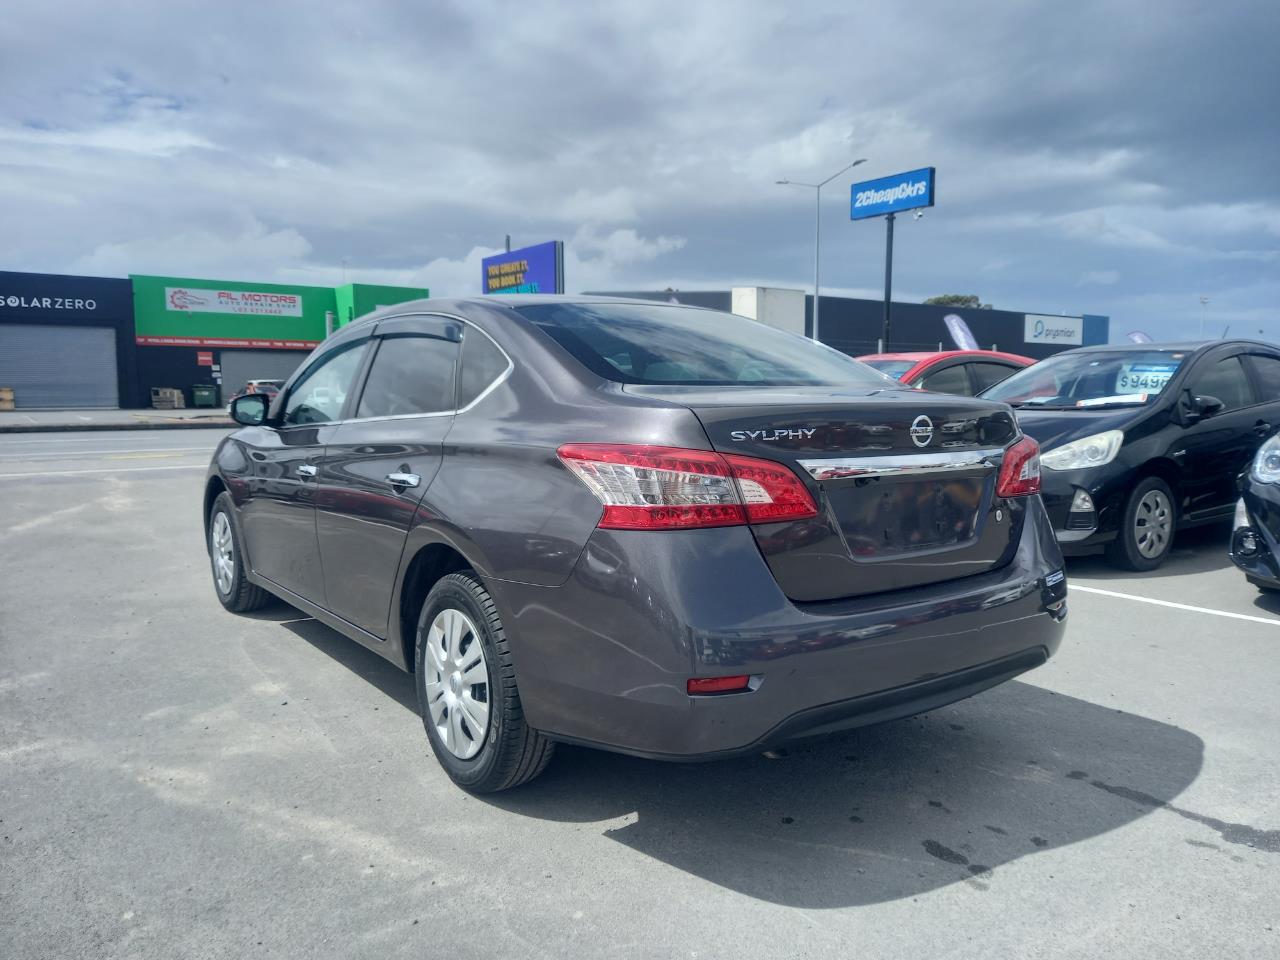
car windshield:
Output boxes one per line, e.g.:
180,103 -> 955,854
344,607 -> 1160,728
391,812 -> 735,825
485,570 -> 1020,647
982,350 -> 1187,408
860,358 -> 915,380
515,302 -> 892,387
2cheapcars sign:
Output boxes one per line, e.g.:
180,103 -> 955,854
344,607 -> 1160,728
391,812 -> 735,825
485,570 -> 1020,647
850,167 -> 936,220
165,287 -> 303,318
481,241 -> 564,295
132,274 -> 328,349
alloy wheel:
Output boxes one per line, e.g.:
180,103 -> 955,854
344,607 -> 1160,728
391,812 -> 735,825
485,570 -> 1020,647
423,608 -> 491,760
211,512 -> 235,595
1133,489 -> 1172,559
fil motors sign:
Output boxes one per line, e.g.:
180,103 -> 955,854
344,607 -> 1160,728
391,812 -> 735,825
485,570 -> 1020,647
850,167 -> 936,220
165,286 -> 303,317
1024,314 -> 1084,346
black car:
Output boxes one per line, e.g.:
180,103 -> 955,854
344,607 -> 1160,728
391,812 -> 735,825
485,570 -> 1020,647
981,340 -> 1280,570
205,297 -> 1067,792
1229,434 -> 1280,590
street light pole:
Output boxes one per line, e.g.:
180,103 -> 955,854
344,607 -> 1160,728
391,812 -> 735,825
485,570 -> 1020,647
1199,296 -> 1209,339
777,157 -> 867,342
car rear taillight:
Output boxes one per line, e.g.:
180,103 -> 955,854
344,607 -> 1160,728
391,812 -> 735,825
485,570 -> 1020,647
996,436 -> 1041,497
687,675 -> 752,695
556,444 -> 818,530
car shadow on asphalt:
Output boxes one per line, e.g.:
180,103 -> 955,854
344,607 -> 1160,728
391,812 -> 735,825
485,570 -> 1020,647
264,607 -> 1213,909
280,616 -> 420,714
482,681 -> 1209,908
1065,520 -> 1232,582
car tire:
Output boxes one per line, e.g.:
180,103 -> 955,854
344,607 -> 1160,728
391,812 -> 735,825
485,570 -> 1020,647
415,571 -> 554,793
207,492 -> 272,612
1106,476 -> 1176,571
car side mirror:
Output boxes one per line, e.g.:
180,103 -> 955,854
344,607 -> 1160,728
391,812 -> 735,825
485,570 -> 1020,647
1194,395 -> 1225,419
230,393 -> 270,426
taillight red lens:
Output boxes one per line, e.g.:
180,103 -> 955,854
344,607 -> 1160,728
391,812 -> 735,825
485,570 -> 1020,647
721,453 -> 819,524
687,675 -> 751,695
557,443 -> 818,530
996,436 -> 1041,497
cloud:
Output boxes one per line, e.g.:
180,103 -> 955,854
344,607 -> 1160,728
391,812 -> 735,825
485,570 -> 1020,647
0,0 -> 1276,341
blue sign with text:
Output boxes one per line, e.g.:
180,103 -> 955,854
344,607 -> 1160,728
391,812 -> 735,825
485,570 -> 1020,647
850,167 -> 936,220
482,241 -> 564,295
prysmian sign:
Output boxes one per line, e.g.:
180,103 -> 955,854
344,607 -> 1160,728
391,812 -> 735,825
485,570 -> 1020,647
481,241 -> 564,295
164,286 -> 303,317
850,167 -> 936,220
1024,314 -> 1084,346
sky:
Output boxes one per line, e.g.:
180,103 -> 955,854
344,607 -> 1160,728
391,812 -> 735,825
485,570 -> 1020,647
1,0 -> 1277,342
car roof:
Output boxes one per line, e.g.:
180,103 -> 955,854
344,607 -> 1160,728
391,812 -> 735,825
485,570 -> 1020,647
857,349 -> 1034,364
345,294 -> 717,327
1065,340 -> 1273,353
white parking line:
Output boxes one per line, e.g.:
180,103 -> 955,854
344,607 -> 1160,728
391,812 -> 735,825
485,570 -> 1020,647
0,464 -> 206,480
1071,583 -> 1280,626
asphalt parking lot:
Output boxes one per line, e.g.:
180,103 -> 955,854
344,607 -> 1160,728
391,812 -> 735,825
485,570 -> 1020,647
2,431 -> 1277,959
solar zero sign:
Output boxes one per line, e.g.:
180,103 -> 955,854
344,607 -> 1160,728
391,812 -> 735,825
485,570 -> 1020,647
850,167 -> 936,221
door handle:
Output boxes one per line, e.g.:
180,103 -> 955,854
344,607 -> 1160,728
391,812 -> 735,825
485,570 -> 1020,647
297,464 -> 318,478
1255,421 -> 1271,437
386,472 -> 421,488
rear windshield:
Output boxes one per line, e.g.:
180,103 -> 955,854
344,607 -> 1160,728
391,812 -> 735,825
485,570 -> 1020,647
515,302 -> 891,387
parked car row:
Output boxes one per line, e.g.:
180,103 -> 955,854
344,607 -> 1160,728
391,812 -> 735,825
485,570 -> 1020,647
868,339 -> 1280,576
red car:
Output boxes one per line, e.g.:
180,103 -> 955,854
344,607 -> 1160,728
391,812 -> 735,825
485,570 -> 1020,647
857,350 -> 1035,396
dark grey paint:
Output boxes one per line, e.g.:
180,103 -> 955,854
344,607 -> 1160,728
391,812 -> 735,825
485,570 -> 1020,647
207,296 -> 1067,760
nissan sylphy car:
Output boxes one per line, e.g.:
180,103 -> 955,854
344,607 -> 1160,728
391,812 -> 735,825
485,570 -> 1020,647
205,297 -> 1067,792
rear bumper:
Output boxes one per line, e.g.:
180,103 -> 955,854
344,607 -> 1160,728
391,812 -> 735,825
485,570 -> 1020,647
493,494 -> 1067,759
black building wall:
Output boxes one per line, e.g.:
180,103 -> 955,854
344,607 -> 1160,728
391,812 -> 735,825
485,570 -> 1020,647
597,289 -> 1107,361
0,271 -> 141,408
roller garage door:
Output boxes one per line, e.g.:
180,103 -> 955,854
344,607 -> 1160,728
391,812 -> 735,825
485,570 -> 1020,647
218,350 -> 309,400
0,324 -> 119,408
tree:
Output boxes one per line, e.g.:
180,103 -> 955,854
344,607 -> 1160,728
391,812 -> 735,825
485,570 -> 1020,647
925,294 -> 992,309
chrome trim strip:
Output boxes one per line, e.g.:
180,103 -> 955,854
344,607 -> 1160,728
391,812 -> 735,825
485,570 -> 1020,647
798,447 -> 1004,481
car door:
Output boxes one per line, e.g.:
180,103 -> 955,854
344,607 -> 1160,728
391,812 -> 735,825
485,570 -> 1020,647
1176,350 -> 1258,520
314,316 -> 461,637
239,337 -> 372,603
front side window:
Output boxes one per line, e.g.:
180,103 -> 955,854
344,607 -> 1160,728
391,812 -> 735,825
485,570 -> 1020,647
1188,355 -> 1253,412
356,335 -> 459,418
283,343 -> 368,425
515,302 -> 889,388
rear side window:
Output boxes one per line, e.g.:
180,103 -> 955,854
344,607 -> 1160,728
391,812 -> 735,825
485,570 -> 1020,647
356,335 -> 458,418
1188,355 -> 1253,411
458,329 -> 509,407
515,302 -> 888,387
1247,355 -> 1280,400
918,364 -> 971,395
968,362 -> 1018,392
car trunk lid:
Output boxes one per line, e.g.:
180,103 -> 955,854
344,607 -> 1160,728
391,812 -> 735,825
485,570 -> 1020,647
624,385 -> 1023,602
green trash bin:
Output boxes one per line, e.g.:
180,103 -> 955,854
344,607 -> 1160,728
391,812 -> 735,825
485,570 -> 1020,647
192,384 -> 218,408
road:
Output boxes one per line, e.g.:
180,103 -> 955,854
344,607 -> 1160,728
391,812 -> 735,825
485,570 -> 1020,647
1,431 -> 1277,959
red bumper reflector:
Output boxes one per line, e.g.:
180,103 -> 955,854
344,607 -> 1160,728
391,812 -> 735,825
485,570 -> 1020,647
687,675 -> 751,695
